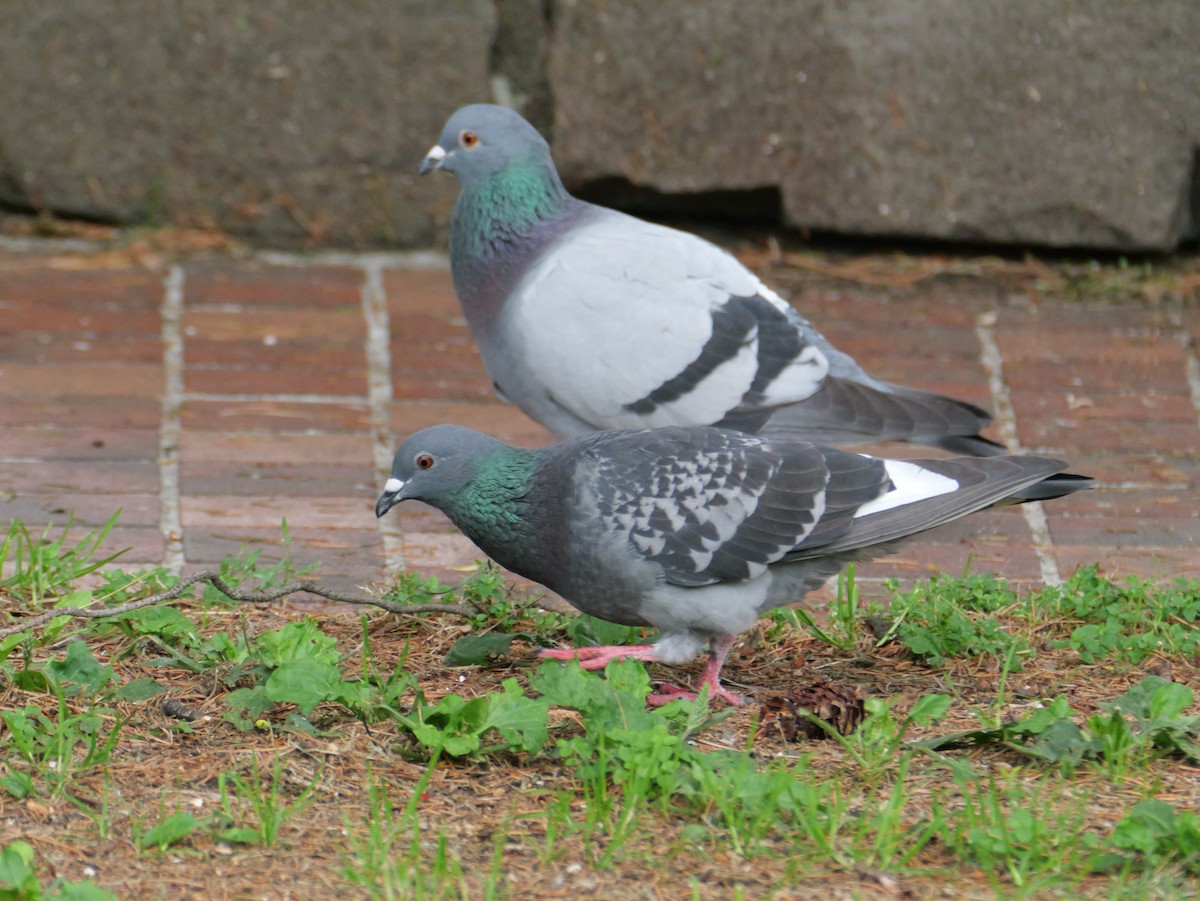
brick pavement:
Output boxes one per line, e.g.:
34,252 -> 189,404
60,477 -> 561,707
1,238 -> 1197,603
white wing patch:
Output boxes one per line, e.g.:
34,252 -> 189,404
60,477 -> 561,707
853,460 -> 958,518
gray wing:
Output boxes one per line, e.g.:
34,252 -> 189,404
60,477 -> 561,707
504,208 -> 995,452
505,211 -> 831,433
577,428 -> 891,588
785,454 -> 1086,560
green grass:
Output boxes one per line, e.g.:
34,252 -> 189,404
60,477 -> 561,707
3,513 -> 1200,897
340,761 -> 470,901
215,753 -> 322,846
1,513 -> 126,607
0,840 -> 117,900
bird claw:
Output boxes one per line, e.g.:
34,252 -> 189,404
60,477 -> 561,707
647,680 -> 749,708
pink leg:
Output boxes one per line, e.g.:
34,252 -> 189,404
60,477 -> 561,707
540,636 -> 748,707
647,636 -> 748,708
538,644 -> 659,671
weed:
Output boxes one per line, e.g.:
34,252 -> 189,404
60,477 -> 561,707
780,565 -> 862,650
0,840 -> 117,900
1037,566 -> 1200,663
0,514 -> 126,607
876,573 -> 1029,667
134,809 -> 205,852
1,645 -> 122,799
816,693 -> 952,782
393,677 -> 549,757
216,754 -> 320,846
64,773 -> 116,841
975,640 -> 1026,730
341,760 -> 468,900
94,567 -> 179,604
916,677 -> 1200,775
205,520 -> 319,602
221,618 -> 349,730
1098,799 -> 1200,875
933,763 -> 1096,887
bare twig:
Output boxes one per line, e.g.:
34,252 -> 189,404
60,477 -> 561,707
0,570 -> 475,640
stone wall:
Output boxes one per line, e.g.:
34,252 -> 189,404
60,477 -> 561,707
2,0 -> 1197,250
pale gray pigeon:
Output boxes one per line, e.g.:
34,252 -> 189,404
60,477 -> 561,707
421,104 -> 1003,455
375,424 -> 1091,705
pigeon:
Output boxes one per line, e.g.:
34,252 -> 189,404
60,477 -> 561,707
421,104 -> 1003,455
375,424 -> 1092,706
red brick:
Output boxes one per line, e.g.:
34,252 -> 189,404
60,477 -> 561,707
1012,390 -> 1195,423
994,327 -> 1187,365
1054,546 -> 1197,581
797,286 -> 986,330
2,252 -> 1196,593
1018,416 -> 1199,456
1048,514 -> 1199,549
0,396 -> 161,429
1052,486 -> 1194,518
183,307 -> 365,342
180,495 -> 375,531
0,334 -> 162,365
184,366 -> 367,397
0,363 -> 162,397
182,527 -> 383,574
1005,360 -> 1190,394
92,527 -> 166,570
390,314 -> 470,343
181,399 -> 372,432
2,493 -> 160,528
814,327 -> 983,363
1062,452 -> 1198,487
0,426 -> 158,461
179,432 -> 372,467
381,267 -> 457,317
2,460 -> 160,495
0,306 -> 161,336
0,265 -> 162,306
186,338 -> 365,369
181,463 -> 375,498
183,263 -> 362,308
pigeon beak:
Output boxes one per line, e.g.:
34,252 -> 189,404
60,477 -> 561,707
375,477 -> 406,518
419,144 -> 447,176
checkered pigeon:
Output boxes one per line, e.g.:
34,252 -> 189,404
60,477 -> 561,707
376,424 -> 1092,706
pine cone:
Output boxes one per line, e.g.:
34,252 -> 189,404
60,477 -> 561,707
758,677 -> 865,741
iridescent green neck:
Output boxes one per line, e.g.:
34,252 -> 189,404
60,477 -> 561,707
452,158 -> 573,260
441,448 -> 545,561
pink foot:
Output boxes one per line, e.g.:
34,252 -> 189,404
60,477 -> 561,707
647,678 -> 749,708
539,635 -> 750,707
537,644 -> 659,671
645,635 -> 749,707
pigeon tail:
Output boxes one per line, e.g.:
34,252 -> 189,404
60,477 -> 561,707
795,455 -> 1091,558
991,471 -> 1095,504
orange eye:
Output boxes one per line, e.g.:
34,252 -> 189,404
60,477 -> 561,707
415,453 -> 435,471
459,130 -> 479,148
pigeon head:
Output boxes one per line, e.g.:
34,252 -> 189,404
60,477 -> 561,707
375,424 -> 507,518
420,104 -> 555,183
